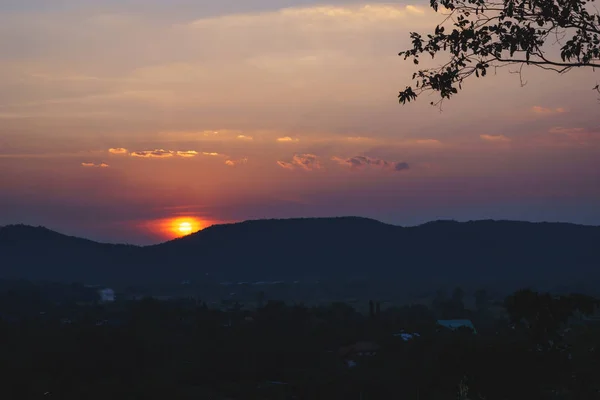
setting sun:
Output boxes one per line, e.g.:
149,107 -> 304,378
169,217 -> 202,238
143,217 -> 209,241
144,216 -> 222,242
178,221 -> 193,235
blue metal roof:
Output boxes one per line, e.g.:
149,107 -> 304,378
437,319 -> 477,333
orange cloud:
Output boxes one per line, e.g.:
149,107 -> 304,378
531,106 -> 567,115
202,152 -> 223,156
277,136 -> 299,143
81,162 -> 109,168
130,149 -> 174,158
237,135 -> 253,141
276,154 -> 321,171
176,150 -> 198,158
480,134 -> 511,143
276,160 -> 295,170
108,147 -> 128,155
292,154 -> 320,171
127,149 -> 205,158
225,158 -> 248,166
333,155 -> 409,172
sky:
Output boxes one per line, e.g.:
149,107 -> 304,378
1,0 -> 599,244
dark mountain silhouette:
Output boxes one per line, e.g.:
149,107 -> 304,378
1,218 -> 599,291
0,224 -> 141,284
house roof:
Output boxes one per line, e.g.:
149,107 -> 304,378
393,332 -> 420,341
437,319 -> 477,333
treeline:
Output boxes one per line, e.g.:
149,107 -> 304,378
0,283 -> 599,399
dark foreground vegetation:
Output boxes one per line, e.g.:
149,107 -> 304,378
1,280 -> 600,399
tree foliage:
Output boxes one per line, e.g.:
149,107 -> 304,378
2,282 -> 600,399
398,0 -> 600,106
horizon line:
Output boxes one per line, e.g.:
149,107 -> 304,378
1,216 -> 598,247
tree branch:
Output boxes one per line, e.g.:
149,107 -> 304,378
399,0 -> 600,105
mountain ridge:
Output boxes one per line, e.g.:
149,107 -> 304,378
3,216 -> 597,247
1,217 -> 599,292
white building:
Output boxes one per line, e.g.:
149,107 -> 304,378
98,288 -> 116,303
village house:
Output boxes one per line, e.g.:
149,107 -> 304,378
437,319 -> 477,333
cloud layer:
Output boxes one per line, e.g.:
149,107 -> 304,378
333,156 -> 409,172
130,149 -> 175,158
277,137 -> 300,143
277,154 -> 321,171
81,162 -> 109,168
480,134 -> 511,143
225,158 -> 248,167
120,149 -> 200,158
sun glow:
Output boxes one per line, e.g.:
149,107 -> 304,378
178,221 -> 193,234
167,217 -> 205,238
145,215 -> 221,242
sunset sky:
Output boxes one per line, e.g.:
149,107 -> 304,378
1,0 -> 599,244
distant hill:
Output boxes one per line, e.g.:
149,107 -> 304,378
0,224 -> 141,284
1,218 -> 599,292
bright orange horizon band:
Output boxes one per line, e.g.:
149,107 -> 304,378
142,217 -> 209,241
